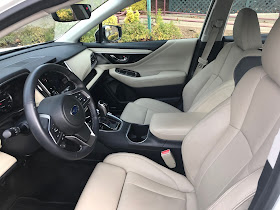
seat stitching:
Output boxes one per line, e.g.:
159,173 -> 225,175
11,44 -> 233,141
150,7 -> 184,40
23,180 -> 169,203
247,114 -> 280,171
116,172 -> 127,210
192,74 -> 221,107
213,147 -> 253,202
183,99 -> 231,182
143,108 -> 149,125
105,154 -> 185,191
233,193 -> 255,210
240,131 -> 254,156
196,129 -> 240,190
193,43 -> 234,107
238,72 -> 266,130
207,168 -> 262,210
125,182 -> 186,201
190,80 -> 234,112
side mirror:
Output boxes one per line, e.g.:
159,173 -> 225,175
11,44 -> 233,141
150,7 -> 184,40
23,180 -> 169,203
95,25 -> 122,43
52,4 -> 91,22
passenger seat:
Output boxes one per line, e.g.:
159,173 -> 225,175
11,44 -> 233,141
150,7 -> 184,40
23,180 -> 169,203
120,8 -> 262,125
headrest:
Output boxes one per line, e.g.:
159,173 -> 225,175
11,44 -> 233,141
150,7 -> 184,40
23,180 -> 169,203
262,18 -> 280,86
233,8 -> 262,51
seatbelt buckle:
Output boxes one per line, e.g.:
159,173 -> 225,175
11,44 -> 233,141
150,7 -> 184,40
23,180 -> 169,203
161,149 -> 176,168
197,57 -> 208,68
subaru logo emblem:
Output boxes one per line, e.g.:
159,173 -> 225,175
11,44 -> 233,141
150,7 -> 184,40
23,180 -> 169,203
71,105 -> 79,116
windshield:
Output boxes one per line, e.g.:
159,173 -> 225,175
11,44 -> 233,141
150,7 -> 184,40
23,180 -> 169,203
0,0 -> 107,52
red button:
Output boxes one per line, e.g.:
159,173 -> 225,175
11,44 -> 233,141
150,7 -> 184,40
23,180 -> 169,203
161,149 -> 170,155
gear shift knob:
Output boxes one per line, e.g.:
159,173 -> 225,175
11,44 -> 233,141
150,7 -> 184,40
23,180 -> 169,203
98,100 -> 108,117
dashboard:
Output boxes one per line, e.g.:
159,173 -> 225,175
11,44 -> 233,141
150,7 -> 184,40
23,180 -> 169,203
0,43 -> 101,156
0,71 -> 77,121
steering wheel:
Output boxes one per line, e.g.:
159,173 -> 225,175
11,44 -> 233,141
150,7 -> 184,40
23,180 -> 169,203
23,64 -> 99,160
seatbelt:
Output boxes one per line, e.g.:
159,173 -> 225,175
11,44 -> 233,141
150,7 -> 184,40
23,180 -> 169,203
249,129 -> 280,209
194,19 -> 224,75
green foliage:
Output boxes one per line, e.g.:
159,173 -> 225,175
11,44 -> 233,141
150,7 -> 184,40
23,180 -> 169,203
80,26 -> 98,43
80,9 -> 183,43
124,7 -> 140,24
121,21 -> 149,42
80,15 -> 119,42
151,10 -> 182,41
0,26 -> 54,48
103,15 -> 118,26
130,0 -> 147,11
56,9 -> 74,22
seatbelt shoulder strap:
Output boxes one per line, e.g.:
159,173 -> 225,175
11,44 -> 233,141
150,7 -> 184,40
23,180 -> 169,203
194,19 -> 224,75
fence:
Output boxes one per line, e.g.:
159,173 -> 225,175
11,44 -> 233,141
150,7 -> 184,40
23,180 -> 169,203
169,0 -> 280,14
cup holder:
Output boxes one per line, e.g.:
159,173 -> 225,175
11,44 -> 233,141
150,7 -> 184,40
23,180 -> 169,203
127,124 -> 149,143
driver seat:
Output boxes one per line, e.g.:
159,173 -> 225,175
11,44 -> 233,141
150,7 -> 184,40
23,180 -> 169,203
75,19 -> 280,210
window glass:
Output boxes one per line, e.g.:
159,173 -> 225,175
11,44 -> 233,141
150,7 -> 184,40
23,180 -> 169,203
81,0 -> 213,43
0,0 -> 107,51
224,0 -> 279,36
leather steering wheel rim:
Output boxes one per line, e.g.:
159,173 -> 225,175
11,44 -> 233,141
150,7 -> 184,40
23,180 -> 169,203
23,63 -> 99,160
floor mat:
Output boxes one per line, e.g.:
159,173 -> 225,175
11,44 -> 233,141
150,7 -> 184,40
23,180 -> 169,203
0,149 -> 99,210
10,198 -> 75,210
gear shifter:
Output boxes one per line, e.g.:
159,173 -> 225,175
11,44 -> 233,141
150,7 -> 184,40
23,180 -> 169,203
98,100 -> 108,118
97,100 -> 121,131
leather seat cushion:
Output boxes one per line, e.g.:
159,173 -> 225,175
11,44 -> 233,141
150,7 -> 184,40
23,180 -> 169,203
75,153 -> 197,210
121,98 -> 181,125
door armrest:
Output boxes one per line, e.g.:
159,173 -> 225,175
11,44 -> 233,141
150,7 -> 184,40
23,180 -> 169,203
109,68 -> 186,88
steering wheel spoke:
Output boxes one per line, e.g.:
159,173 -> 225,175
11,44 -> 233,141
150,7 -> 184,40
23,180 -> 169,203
67,89 -> 90,110
24,64 -> 99,160
65,123 -> 96,147
39,114 -> 64,145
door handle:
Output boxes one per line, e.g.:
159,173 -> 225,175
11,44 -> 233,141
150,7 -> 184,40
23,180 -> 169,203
109,54 -> 129,63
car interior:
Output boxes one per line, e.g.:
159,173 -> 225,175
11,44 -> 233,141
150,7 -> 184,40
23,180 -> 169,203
0,0 -> 280,209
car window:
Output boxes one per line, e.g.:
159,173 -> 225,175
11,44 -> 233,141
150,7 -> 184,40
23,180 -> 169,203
224,0 -> 279,36
0,0 -> 107,51
81,0 -> 214,43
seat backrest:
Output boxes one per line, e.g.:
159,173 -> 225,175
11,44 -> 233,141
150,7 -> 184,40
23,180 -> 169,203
183,8 -> 262,114
182,18 -> 280,210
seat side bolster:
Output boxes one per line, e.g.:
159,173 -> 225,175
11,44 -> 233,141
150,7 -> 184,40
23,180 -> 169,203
207,168 -> 262,210
104,153 -> 194,193
75,163 -> 126,210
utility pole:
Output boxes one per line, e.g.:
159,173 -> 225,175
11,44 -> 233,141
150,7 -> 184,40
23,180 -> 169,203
147,0 -> 152,33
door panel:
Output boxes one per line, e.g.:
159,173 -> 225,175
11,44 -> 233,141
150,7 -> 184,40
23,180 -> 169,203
92,39 -> 197,79
84,40 -> 167,50
87,39 -> 197,114
91,72 -> 184,115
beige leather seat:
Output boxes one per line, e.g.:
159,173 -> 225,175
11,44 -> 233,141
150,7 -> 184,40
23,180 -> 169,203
121,8 -> 262,125
75,17 -> 280,210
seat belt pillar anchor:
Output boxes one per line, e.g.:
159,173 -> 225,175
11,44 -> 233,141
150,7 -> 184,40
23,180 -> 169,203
161,149 -> 176,168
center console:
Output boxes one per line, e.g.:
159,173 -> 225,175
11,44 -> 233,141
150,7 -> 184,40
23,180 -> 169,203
96,101 -> 186,174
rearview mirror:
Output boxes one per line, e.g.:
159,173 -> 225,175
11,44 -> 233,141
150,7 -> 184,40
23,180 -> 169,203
52,4 -> 91,22
95,25 -> 122,43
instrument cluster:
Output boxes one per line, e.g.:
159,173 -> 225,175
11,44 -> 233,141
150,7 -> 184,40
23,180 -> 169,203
38,71 -> 76,97
0,74 -> 28,117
